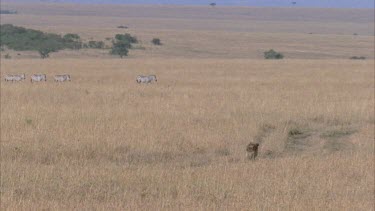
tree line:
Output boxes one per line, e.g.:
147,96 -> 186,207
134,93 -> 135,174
0,24 -> 163,58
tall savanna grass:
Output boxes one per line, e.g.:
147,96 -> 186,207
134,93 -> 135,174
1,59 -> 374,210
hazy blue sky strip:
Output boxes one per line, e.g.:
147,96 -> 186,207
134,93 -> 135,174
41,0 -> 374,8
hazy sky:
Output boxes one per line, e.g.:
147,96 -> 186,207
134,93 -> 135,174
35,0 -> 374,8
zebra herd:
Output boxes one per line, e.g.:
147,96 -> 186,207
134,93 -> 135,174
3,74 -> 157,84
4,74 -> 71,82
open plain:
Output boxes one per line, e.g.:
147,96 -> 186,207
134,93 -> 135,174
1,3 -> 374,210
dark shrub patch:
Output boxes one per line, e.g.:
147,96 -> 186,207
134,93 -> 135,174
264,49 -> 284,59
152,38 -> 162,45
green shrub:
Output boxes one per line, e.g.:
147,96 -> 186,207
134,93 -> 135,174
87,41 -> 105,49
151,38 -> 162,45
115,33 -> 138,45
264,49 -> 284,59
350,56 -> 366,60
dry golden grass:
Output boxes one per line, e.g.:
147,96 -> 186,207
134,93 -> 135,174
1,59 -> 374,210
1,3 -> 374,210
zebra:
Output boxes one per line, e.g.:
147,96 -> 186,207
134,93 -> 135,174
15,74 -> 26,80
4,74 -> 25,82
31,74 -> 47,82
136,75 -> 157,84
136,75 -> 148,83
148,75 -> 157,82
54,74 -> 71,82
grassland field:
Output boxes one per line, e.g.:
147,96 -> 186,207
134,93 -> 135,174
0,3 -> 374,210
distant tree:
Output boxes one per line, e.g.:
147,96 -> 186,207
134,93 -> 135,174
264,49 -> 284,59
151,38 -> 162,45
110,33 -> 138,58
63,33 -> 80,41
110,40 -> 131,58
38,48 -> 52,59
115,33 -> 138,44
210,3 -> 216,7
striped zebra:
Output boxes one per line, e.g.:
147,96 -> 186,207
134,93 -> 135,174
16,74 -> 26,80
148,75 -> 157,82
136,75 -> 148,83
4,74 -> 25,82
54,74 -> 71,82
136,75 -> 157,84
31,74 -> 47,82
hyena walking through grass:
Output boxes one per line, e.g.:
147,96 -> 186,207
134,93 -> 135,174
246,142 -> 259,160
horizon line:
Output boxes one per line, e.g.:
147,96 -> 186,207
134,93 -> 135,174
3,2 -> 375,9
